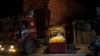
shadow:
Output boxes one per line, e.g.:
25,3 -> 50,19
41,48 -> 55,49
66,45 -> 79,54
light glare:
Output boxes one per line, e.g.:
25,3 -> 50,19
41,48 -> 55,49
1,48 -> 4,51
10,45 -> 14,49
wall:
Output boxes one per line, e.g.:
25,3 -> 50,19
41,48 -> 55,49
48,0 -> 87,26
23,0 -> 48,12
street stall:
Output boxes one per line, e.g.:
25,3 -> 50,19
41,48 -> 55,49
47,26 -> 66,53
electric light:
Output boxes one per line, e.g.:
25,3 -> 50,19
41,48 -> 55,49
10,45 -> 14,49
1,48 -> 4,51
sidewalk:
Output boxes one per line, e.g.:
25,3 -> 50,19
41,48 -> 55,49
35,44 -> 90,54
26,53 -> 86,56
76,44 -> 90,53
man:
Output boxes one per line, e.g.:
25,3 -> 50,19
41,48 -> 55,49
89,36 -> 100,56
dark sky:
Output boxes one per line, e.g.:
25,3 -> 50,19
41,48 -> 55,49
0,0 -> 23,18
0,0 -> 99,19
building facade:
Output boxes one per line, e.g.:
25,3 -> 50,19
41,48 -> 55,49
22,0 -> 96,44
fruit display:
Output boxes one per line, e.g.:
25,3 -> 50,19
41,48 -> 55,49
49,35 -> 65,43
48,26 -> 66,53
48,26 -> 66,43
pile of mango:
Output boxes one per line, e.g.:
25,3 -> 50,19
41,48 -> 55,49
49,36 -> 65,43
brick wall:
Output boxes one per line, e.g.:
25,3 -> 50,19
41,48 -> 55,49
48,0 -> 86,26
23,0 -> 47,12
23,0 -> 86,26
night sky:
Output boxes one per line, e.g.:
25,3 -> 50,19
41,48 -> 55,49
0,0 -> 23,18
0,0 -> 99,19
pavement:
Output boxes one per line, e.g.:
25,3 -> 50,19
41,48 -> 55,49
26,53 -> 86,56
0,44 -> 91,56
34,45 -> 47,54
25,44 -> 91,56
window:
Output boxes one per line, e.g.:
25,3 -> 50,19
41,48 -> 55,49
19,21 -> 28,29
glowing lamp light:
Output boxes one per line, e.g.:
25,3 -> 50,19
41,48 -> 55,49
12,49 -> 16,52
10,45 -> 14,49
1,48 -> 4,51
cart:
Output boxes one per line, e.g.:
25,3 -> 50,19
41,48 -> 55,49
47,26 -> 66,53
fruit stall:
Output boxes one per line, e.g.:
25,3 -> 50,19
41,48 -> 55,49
47,26 -> 66,53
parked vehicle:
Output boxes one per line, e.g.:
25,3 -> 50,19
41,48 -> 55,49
0,10 -> 45,54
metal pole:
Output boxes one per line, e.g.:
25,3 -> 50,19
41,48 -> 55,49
73,21 -> 77,45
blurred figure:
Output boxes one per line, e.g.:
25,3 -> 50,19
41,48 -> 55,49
89,36 -> 100,56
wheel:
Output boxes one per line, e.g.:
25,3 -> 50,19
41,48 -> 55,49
24,39 -> 36,54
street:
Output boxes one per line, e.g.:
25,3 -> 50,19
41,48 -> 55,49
0,44 -> 91,56
25,54 -> 86,56
0,53 -> 89,56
